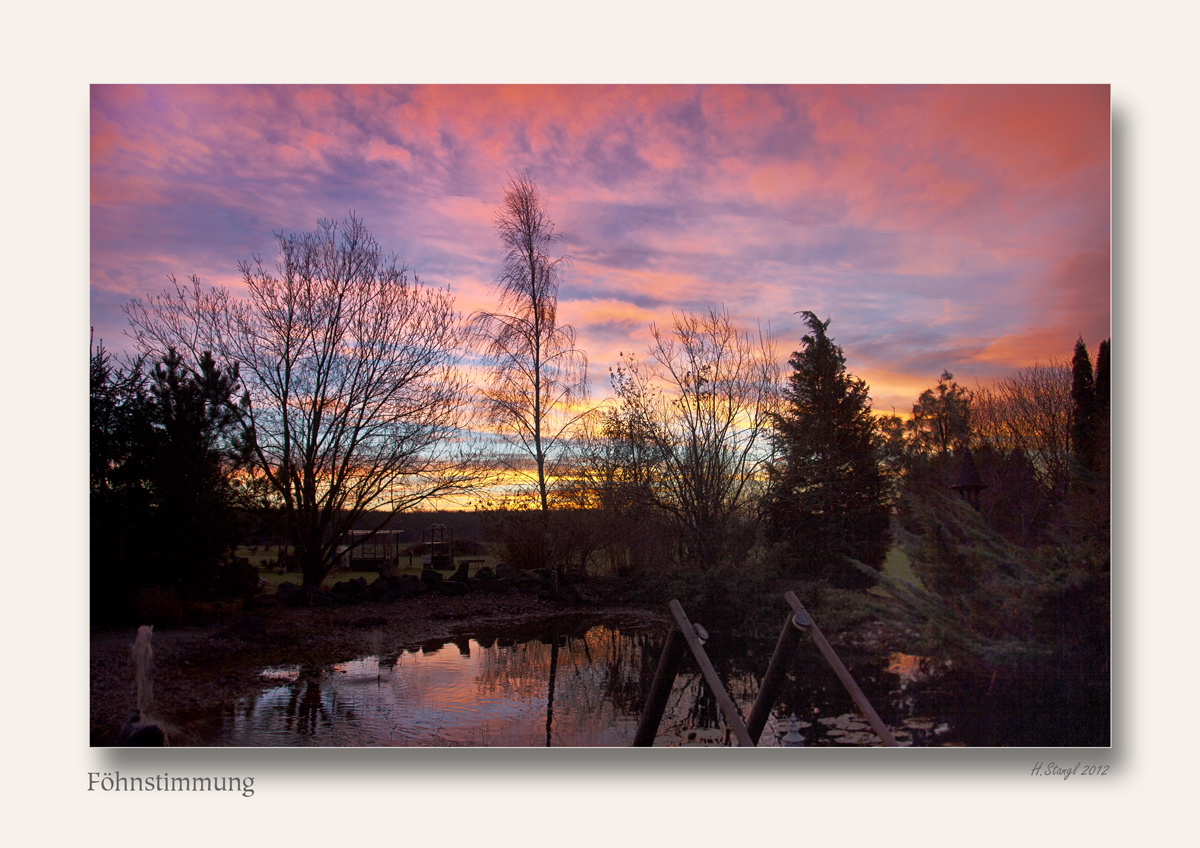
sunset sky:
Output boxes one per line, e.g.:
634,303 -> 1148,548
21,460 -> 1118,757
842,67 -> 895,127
90,84 -> 1110,414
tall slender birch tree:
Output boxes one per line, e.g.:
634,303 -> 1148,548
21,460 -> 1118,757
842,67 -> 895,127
473,172 -> 589,522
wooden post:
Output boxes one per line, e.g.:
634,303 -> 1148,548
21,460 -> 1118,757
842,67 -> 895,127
784,591 -> 898,747
745,609 -> 804,745
633,625 -> 687,746
546,634 -> 559,747
669,600 -> 754,748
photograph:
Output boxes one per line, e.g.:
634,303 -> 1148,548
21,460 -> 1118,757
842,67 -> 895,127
89,83 -> 1110,748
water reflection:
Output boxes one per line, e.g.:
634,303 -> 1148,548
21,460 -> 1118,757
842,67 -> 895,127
212,625 -> 969,747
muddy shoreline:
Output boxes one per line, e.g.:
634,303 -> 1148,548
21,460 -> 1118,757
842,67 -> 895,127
90,591 -> 667,746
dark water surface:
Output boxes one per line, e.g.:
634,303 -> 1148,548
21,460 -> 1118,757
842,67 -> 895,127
192,617 -> 1051,747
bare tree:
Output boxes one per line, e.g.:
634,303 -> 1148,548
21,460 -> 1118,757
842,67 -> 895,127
125,215 -> 479,588
472,172 -> 588,549
569,406 -> 660,517
558,406 -> 669,577
609,308 -> 778,570
972,360 -> 1073,498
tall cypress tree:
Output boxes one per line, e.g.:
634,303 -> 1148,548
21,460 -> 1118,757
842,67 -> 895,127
763,312 -> 890,587
1071,336 -> 1098,473
1094,338 -> 1111,477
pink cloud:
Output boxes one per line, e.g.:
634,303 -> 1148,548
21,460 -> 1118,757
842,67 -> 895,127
91,84 -> 1109,418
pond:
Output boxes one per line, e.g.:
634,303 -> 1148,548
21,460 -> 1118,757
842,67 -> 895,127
191,618 -> 1012,747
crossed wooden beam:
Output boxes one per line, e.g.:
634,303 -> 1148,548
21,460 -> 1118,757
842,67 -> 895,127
633,591 -> 898,747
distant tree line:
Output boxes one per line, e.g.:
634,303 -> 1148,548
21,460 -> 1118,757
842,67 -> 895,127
895,337 -> 1110,549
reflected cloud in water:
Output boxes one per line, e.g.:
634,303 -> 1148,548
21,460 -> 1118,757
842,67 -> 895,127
213,626 -> 967,747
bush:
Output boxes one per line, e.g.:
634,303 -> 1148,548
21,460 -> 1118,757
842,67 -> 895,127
215,558 -> 261,599
635,552 -> 781,636
784,578 -> 878,635
882,483 -> 1109,681
485,508 -> 550,572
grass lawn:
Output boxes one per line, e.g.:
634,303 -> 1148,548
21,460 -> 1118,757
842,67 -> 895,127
867,547 -> 926,598
256,571 -> 379,589
882,547 -> 923,588
235,545 -> 291,567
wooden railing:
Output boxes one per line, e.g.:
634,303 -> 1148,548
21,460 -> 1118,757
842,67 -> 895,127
634,593 -> 898,747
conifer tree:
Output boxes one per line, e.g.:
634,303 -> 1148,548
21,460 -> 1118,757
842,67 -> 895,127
763,312 -> 890,586
90,343 -> 250,613
1071,336 -> 1098,473
1095,339 -> 1110,408
144,348 -> 249,597
1093,338 -> 1111,477
91,340 -> 153,619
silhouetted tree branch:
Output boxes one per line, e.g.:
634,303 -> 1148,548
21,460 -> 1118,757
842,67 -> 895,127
608,307 -> 777,570
125,215 -> 481,588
